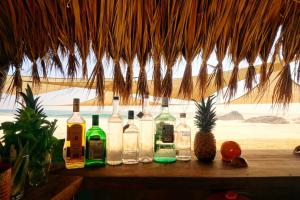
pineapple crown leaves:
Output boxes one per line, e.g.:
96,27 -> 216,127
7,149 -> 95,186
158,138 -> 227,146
0,84 -> 58,157
15,84 -> 46,119
193,95 -> 217,133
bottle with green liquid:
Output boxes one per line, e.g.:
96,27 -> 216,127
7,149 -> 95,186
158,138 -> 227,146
85,115 -> 106,166
154,98 -> 176,163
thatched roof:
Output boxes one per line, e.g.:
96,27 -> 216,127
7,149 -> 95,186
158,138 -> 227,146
0,0 -> 300,105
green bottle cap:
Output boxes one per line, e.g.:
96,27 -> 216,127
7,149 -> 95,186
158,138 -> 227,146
92,115 -> 99,126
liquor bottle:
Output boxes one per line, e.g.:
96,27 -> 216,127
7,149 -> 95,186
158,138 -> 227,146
139,96 -> 154,163
65,98 -> 86,169
85,115 -> 106,166
107,96 -> 123,165
175,113 -> 191,161
154,98 -> 176,163
122,110 -> 139,164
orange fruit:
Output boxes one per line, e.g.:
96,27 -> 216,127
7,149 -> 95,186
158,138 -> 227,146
221,141 -> 241,162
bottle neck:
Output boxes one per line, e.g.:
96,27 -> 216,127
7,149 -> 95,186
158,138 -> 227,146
73,102 -> 80,112
72,112 -> 80,116
161,106 -> 169,114
128,119 -> 134,125
142,98 -> 150,115
180,117 -> 186,124
112,100 -> 119,115
92,121 -> 99,127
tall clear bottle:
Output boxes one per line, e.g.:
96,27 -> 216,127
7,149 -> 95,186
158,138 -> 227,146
139,96 -> 154,163
154,98 -> 176,163
107,96 -> 123,165
65,98 -> 86,169
175,113 -> 191,161
85,115 -> 106,167
122,110 -> 139,164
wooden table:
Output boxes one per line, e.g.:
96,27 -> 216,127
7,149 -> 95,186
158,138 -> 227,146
25,150 -> 300,200
23,175 -> 82,200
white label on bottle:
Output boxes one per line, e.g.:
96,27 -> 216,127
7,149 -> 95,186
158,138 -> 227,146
181,131 -> 191,136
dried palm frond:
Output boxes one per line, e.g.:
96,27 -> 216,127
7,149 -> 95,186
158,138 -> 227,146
122,0 -> 136,103
40,59 -> 47,79
244,64 -> 256,91
225,65 -> 239,101
51,53 -> 64,76
272,64 -> 292,106
258,0 -> 282,91
7,66 -> 22,99
179,0 -> 199,99
146,0 -> 163,99
243,0 -> 272,93
272,1 -> 300,106
0,64 -> 9,98
197,1 -> 217,97
162,0 -> 187,98
136,0 -> 150,102
209,62 -> 225,94
67,51 -> 79,80
87,60 -> 105,105
227,0 -> 260,101
72,0 -> 89,79
106,0 -> 126,96
124,63 -> 133,103
89,0 -> 107,105
209,0 -> 234,96
198,62 -> 208,98
179,62 -> 193,99
31,61 -> 40,87
0,0 -> 299,105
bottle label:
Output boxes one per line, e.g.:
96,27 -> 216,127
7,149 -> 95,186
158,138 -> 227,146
181,131 -> 191,136
161,124 -> 174,143
87,137 -> 104,160
67,124 -> 84,159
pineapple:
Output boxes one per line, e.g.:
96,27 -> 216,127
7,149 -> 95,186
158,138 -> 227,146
194,95 -> 217,162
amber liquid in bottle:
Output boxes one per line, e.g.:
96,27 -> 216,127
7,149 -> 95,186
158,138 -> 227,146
65,98 -> 86,169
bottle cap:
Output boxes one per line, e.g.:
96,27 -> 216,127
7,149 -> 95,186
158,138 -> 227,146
128,110 -> 134,119
73,98 -> 80,104
162,97 -> 168,107
180,113 -> 186,118
92,115 -> 99,126
113,96 -> 119,100
73,98 -> 80,112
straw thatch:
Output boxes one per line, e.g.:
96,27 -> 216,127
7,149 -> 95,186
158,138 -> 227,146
0,0 -> 300,105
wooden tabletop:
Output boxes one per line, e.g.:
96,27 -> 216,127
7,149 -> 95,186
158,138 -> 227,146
59,150 -> 300,177
55,150 -> 300,190
23,175 -> 82,200
22,150 -> 300,200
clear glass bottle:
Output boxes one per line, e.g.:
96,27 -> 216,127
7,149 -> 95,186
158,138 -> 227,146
139,96 -> 154,163
65,98 -> 86,169
85,115 -> 106,167
154,98 -> 176,163
107,96 -> 123,165
122,110 -> 139,164
175,113 -> 191,161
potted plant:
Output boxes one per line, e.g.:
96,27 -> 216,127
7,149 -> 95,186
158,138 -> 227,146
0,85 -> 58,191
0,142 -> 12,200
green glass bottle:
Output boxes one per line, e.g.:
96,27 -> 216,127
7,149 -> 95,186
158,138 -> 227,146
85,115 -> 106,167
154,98 -> 176,163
